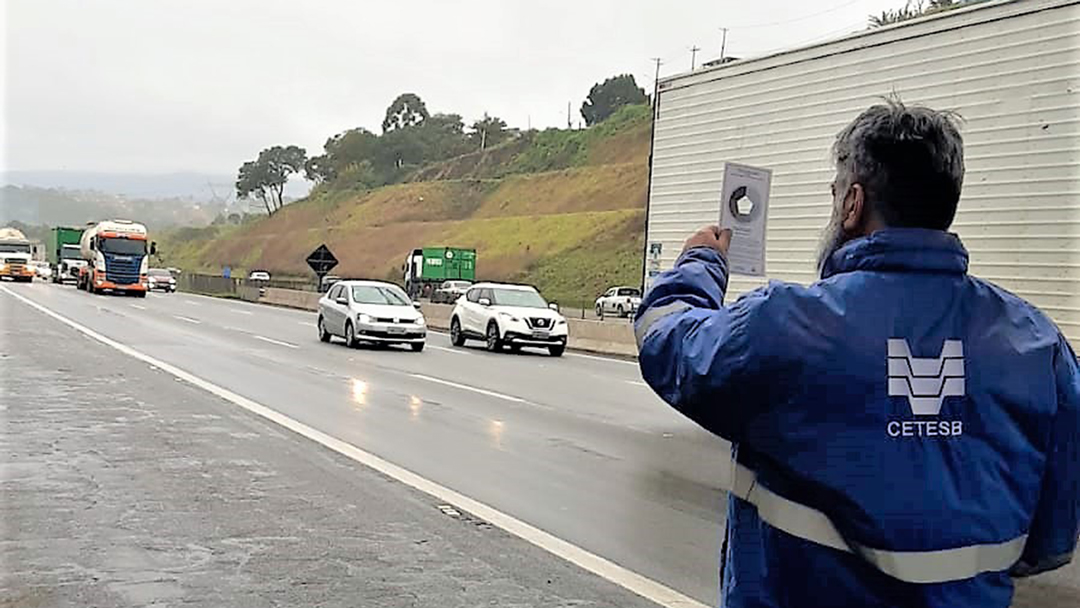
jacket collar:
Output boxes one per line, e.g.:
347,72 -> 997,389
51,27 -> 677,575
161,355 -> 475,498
821,228 -> 969,280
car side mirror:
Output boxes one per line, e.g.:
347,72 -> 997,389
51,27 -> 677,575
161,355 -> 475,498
478,297 -> 491,306
335,296 -> 348,305
413,301 -> 422,309
548,302 -> 560,312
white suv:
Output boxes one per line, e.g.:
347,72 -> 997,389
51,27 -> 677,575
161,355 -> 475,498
450,283 -> 568,357
594,286 -> 642,318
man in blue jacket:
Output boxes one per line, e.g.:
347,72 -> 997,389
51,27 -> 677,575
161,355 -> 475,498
636,100 -> 1079,607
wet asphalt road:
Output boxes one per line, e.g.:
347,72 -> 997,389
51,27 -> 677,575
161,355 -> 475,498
2,282 -> 732,605
3,281 -> 1077,607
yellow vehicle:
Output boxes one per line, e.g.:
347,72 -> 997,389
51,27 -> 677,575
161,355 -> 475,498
0,227 -> 35,282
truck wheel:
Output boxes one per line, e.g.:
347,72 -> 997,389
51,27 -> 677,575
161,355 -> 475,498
135,291 -> 147,298
450,317 -> 466,347
485,322 -> 503,352
318,317 -> 331,342
344,321 -> 357,348
549,344 -> 566,357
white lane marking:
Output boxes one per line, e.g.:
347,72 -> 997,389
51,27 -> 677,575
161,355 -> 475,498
428,345 -> 466,355
230,309 -> 253,315
130,304 -> 147,310
184,300 -> 202,306
568,352 -> 638,366
409,374 -> 525,403
626,380 -> 649,387
254,335 -> 299,349
0,285 -> 706,608
298,321 -> 311,327
174,315 -> 201,324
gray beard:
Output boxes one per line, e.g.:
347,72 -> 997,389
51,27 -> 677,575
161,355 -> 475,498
816,215 -> 847,277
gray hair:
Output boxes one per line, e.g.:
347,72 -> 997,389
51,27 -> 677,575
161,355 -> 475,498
832,99 -> 965,230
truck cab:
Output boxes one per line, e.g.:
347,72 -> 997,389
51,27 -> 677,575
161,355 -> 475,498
79,220 -> 154,296
0,228 -> 36,283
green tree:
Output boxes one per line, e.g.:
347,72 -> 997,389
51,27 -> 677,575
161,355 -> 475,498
469,113 -> 509,150
382,93 -> 430,133
304,154 -> 334,184
580,74 -> 648,127
235,145 -> 307,215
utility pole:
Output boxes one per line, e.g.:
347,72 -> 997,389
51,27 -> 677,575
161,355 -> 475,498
690,45 -> 701,71
720,28 -> 729,62
567,101 -> 572,129
651,57 -> 663,99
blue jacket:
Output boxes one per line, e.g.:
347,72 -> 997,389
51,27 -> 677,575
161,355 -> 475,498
635,229 -> 1079,608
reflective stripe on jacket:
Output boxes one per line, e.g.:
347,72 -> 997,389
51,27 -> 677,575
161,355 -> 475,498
636,228 -> 1079,608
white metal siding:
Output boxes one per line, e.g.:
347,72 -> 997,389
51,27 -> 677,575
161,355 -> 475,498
645,0 -> 1080,342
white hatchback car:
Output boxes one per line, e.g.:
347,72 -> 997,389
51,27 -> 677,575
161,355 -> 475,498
450,282 -> 568,356
318,280 -> 426,351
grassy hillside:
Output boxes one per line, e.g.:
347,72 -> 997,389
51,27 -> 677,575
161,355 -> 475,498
157,104 -> 652,306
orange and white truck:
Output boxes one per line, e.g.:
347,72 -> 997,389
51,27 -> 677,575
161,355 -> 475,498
0,227 -> 36,282
78,220 -> 155,297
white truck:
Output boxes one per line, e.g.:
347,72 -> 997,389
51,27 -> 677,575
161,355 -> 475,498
78,220 -> 154,297
0,227 -> 35,282
643,0 -> 1080,344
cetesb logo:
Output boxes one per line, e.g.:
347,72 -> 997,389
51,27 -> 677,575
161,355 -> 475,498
886,339 -> 965,438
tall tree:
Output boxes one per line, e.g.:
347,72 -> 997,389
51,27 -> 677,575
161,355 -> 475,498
235,145 -> 307,215
580,74 -> 648,127
469,113 -> 509,151
382,93 -> 430,133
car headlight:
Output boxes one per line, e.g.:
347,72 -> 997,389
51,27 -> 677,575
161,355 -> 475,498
357,313 -> 371,324
498,311 -> 520,322
414,316 -> 425,325
557,318 -> 567,325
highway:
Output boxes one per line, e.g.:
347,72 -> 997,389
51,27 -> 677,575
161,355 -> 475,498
3,281 -> 1077,607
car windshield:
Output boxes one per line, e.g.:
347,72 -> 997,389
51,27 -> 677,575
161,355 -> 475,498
490,288 -> 547,308
352,285 -> 411,306
617,288 -> 641,297
149,269 -> 172,278
0,243 -> 31,254
99,238 -> 146,255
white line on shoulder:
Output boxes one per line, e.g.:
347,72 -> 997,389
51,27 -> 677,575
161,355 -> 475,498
1,285 -> 705,608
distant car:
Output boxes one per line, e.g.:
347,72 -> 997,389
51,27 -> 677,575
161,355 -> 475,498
248,270 -> 271,282
30,261 -> 52,280
317,280 -> 426,352
146,268 -> 176,292
450,282 -> 567,356
320,274 -> 342,293
595,286 -> 642,318
431,280 -> 472,304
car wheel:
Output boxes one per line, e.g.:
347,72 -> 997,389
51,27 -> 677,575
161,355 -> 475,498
450,317 -> 466,347
318,317 -> 331,342
485,321 -> 503,352
508,344 -> 522,354
344,321 -> 357,348
617,305 -> 625,318
595,304 -> 603,317
549,344 -> 566,357
411,342 -> 425,352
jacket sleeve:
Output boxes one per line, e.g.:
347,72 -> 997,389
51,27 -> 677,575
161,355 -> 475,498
634,247 -> 788,443
1012,334 -> 1080,577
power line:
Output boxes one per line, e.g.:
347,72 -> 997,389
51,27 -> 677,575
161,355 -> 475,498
724,0 -> 870,30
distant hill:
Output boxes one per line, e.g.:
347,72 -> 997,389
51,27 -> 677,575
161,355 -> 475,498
1,170 -> 310,202
157,104 -> 653,307
0,185 -> 224,230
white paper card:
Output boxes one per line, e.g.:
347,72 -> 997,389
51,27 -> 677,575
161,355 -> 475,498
719,162 -> 772,276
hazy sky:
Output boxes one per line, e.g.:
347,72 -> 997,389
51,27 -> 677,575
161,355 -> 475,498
4,0 -> 905,175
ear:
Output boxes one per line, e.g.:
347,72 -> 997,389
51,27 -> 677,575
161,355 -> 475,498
841,183 -> 866,233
